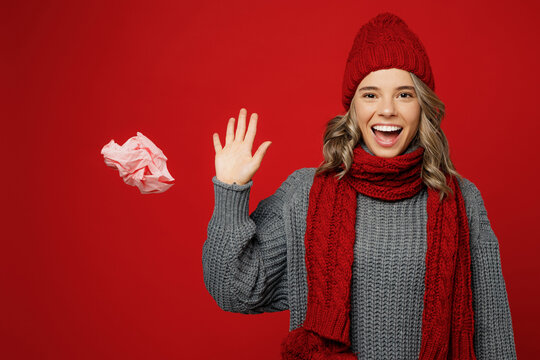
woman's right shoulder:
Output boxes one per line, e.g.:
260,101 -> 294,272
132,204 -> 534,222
277,167 -> 317,201
285,167 -> 317,183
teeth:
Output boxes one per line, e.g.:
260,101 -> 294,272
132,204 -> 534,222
372,125 -> 402,132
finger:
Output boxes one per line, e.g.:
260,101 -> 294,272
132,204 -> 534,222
235,108 -> 247,142
253,141 -> 272,163
244,112 -> 258,147
225,117 -> 235,145
213,133 -> 222,152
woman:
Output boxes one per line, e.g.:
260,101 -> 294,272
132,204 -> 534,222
203,12 -> 517,359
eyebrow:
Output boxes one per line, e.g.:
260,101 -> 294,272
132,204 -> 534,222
357,86 -> 415,91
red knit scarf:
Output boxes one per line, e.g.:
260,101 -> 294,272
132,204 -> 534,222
281,143 -> 476,360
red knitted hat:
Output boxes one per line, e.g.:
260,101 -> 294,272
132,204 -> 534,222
342,12 -> 435,111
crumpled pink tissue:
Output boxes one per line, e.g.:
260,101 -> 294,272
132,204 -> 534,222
101,132 -> 175,194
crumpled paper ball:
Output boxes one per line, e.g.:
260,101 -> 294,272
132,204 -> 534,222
101,132 -> 175,194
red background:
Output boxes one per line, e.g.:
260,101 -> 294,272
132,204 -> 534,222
2,0 -> 539,359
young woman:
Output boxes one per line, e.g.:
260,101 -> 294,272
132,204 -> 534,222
203,12 -> 517,360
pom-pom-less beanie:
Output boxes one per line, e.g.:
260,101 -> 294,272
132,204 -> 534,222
342,12 -> 435,111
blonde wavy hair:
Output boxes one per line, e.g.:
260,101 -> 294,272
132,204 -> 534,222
315,72 -> 462,202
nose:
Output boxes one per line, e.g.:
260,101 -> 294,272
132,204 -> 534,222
378,96 -> 397,117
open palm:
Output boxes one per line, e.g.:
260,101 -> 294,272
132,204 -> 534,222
213,108 -> 272,185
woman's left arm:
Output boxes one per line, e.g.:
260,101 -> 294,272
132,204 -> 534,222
460,178 -> 517,359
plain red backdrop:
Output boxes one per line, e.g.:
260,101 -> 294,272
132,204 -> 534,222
2,0 -> 539,359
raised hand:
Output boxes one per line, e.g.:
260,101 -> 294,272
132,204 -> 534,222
213,108 -> 272,185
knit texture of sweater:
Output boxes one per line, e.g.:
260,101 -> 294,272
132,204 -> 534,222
202,141 -> 517,359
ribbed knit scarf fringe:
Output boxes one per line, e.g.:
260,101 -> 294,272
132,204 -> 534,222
280,143 -> 476,360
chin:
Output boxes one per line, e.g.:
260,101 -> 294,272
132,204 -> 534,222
371,147 -> 403,158
365,138 -> 410,158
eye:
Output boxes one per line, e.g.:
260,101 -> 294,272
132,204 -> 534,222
399,92 -> 414,98
362,93 -> 376,99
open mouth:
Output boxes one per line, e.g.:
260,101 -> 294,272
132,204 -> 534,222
371,125 -> 403,146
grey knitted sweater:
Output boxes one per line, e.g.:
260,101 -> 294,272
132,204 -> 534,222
202,141 -> 517,359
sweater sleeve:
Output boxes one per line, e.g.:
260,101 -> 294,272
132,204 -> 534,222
460,179 -> 517,359
202,169 -> 304,314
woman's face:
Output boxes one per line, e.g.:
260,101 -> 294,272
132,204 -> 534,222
352,68 -> 421,158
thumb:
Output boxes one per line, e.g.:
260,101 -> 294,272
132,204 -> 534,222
253,141 -> 272,163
